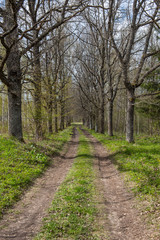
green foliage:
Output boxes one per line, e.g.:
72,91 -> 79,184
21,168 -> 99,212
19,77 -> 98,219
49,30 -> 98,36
142,81 -> 160,92
136,62 -> 160,120
35,132 -> 104,240
0,127 -> 72,218
89,130 -> 160,219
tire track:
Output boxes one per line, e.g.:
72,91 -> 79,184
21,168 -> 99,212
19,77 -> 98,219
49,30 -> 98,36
82,129 -> 158,240
0,128 -> 79,240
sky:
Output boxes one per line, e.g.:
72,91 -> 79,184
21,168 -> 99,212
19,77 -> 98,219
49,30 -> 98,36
0,0 -> 4,7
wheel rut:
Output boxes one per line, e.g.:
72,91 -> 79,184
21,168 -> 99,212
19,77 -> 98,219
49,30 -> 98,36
0,128 -> 79,240
83,130 -> 158,240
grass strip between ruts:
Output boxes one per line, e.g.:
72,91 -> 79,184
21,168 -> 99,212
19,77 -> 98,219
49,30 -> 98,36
35,130 -> 102,240
0,127 -> 73,218
87,129 -> 160,229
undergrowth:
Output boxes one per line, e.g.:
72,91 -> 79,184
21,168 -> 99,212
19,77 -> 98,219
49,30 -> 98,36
35,127 -> 73,157
88,129 -> 160,226
35,131 -> 105,240
0,127 -> 72,218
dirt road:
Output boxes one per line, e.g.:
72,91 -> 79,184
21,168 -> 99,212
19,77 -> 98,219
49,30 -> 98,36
0,128 -> 79,240
83,130 -> 159,240
0,128 -> 159,240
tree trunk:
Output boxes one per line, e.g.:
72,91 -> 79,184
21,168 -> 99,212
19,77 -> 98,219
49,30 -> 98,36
2,92 -> 5,132
54,100 -> 58,133
108,100 -> 113,136
92,114 -> 95,130
7,45 -> 23,141
46,52 -> 53,134
66,116 -> 71,127
86,116 -> 89,128
4,1 -> 23,141
126,88 -> 135,143
48,98 -> 53,134
137,115 -> 140,135
28,1 -> 43,139
47,81 -> 53,134
60,101 -> 65,130
95,108 -> 99,132
100,97 -> 105,134
100,60 -> 105,134
91,114 -> 95,130
53,76 -> 58,132
8,83 -> 23,141
33,44 -> 42,139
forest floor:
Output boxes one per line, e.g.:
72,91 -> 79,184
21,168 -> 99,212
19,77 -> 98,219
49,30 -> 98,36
0,127 -> 159,240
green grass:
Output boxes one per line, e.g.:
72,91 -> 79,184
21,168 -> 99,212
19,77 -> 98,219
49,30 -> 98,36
0,127 -> 73,218
35,131 -> 105,240
88,130 -> 160,222
35,127 -> 73,157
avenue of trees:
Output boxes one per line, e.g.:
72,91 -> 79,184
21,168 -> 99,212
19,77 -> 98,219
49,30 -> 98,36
0,0 -> 160,143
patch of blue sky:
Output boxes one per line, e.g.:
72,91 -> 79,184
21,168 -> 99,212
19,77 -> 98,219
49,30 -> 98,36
116,0 -> 157,24
0,0 -> 4,6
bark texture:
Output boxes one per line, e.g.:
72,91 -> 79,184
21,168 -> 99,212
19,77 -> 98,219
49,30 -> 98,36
108,100 -> 113,136
33,44 -> 42,139
60,101 -> 65,130
48,94 -> 53,134
28,0 -> 43,139
5,2 -> 23,141
126,89 -> 135,143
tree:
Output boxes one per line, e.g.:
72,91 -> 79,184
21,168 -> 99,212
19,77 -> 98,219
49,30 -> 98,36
74,40 -> 102,131
74,0 -> 121,134
109,0 -> 160,142
0,0 -> 88,140
136,72 -> 160,123
0,0 -> 24,140
40,24 -> 75,133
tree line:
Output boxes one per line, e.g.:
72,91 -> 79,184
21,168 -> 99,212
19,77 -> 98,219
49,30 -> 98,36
0,0 -> 87,141
73,0 -> 160,142
0,0 -> 160,143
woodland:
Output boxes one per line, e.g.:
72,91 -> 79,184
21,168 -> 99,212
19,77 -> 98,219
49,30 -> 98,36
0,0 -> 160,143
0,1 -> 160,239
